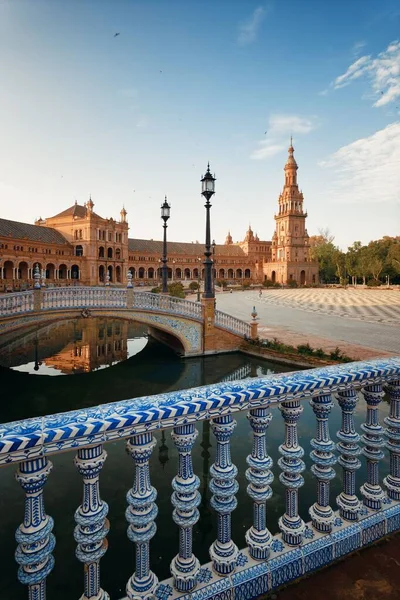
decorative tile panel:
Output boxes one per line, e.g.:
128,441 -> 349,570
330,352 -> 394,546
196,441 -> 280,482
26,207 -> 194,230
269,547 -> 303,588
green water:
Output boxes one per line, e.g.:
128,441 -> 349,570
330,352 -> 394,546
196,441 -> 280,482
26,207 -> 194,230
0,318 -> 390,600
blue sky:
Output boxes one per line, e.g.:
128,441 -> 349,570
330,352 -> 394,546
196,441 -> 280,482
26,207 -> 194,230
0,0 -> 399,249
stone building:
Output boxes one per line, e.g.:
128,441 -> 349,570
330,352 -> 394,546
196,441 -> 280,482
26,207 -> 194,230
0,143 -> 318,291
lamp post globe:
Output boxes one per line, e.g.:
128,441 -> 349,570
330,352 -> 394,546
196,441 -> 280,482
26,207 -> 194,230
160,196 -> 171,294
201,163 -> 216,299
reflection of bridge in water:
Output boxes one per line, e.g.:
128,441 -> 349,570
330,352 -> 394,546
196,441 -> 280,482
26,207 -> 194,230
0,287 -> 255,357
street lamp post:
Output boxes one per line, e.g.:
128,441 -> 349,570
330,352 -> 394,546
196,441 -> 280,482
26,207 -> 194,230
212,239 -> 216,296
160,196 -> 171,294
197,257 -> 202,302
201,163 -> 216,299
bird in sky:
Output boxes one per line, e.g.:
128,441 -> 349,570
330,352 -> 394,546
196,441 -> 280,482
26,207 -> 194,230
264,130 -> 268,134
114,32 -> 120,37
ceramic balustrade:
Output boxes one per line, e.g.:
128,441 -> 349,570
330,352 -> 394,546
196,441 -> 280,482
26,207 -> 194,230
215,309 -> 252,338
0,289 -> 255,341
1,357 -> 400,600
0,290 -> 34,315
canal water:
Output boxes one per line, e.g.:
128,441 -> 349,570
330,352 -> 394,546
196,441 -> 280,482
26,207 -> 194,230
0,318 -> 390,600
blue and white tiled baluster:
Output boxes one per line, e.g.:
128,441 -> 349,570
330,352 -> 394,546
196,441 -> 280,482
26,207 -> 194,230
245,407 -> 274,559
209,415 -> 239,575
278,399 -> 306,545
309,392 -> 336,532
170,424 -> 201,592
126,433 -> 158,600
74,445 -> 110,600
336,387 -> 362,520
360,384 -> 385,509
383,380 -> 400,501
15,457 -> 55,600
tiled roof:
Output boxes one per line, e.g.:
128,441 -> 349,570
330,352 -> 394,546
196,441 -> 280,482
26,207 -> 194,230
48,203 -> 103,220
128,239 -> 246,256
0,218 -> 70,245
49,203 -> 88,219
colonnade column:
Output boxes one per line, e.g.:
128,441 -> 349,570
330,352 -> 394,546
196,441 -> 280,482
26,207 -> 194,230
15,457 -> 55,600
278,399 -> 306,545
384,380 -> 400,500
74,444 -> 109,600
209,415 -> 239,575
170,424 -> 201,592
336,388 -> 361,520
125,433 -> 158,600
360,384 -> 385,509
309,392 -> 336,532
245,407 -> 274,559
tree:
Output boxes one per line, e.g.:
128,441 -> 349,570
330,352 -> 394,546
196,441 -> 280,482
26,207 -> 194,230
309,239 -> 337,282
216,279 -> 228,289
189,281 -> 199,291
369,256 -> 383,282
168,282 -> 185,298
333,250 -> 347,286
388,243 -> 400,275
345,241 -> 362,286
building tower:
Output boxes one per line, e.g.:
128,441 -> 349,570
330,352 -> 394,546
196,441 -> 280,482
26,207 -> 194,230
265,140 -> 318,285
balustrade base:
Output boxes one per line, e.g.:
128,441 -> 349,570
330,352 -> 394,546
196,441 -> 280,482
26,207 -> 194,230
117,505 -> 400,600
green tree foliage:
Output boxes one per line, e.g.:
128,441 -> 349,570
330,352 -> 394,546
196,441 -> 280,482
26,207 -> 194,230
310,231 -> 400,285
309,230 -> 338,282
189,281 -> 199,291
168,282 -> 185,298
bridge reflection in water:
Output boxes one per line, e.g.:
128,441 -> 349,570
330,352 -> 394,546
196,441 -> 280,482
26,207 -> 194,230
0,320 -> 399,600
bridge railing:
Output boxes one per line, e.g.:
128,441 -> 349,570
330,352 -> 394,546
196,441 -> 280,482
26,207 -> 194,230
215,308 -> 251,338
1,357 -> 399,600
132,291 -> 204,320
0,290 -> 34,315
41,286 -> 127,309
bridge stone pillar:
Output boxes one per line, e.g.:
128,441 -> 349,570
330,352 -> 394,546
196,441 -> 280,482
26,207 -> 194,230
201,297 -> 217,354
127,287 -> 134,309
33,288 -> 42,312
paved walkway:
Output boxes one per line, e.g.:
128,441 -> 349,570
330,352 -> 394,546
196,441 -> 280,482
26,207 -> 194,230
214,289 -> 400,358
268,534 -> 400,600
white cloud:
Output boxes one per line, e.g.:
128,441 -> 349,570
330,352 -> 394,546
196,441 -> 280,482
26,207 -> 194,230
136,116 -> 148,128
332,40 -> 400,107
352,40 -> 366,57
237,6 -> 268,46
268,114 -> 317,135
250,114 -> 319,160
319,122 -> 400,204
119,88 -> 138,98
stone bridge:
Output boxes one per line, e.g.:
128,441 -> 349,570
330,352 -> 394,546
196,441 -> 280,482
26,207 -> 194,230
0,287 -> 256,356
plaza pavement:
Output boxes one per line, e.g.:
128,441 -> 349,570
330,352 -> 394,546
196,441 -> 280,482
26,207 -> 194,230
214,288 -> 400,359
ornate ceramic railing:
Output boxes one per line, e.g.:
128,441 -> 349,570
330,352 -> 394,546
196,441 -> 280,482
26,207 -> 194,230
131,292 -> 204,320
0,290 -> 34,315
42,287 -> 127,309
1,357 -> 400,600
215,309 -> 252,338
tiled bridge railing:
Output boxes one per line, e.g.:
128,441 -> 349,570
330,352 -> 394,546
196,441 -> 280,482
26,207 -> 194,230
1,357 -> 400,600
0,288 -> 205,320
215,309 -> 252,338
0,288 -> 252,339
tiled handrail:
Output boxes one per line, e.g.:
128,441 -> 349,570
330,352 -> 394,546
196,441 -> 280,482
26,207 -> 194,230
131,291 -> 204,320
0,290 -> 34,315
1,358 -> 400,600
42,286 -> 127,309
215,309 -> 251,338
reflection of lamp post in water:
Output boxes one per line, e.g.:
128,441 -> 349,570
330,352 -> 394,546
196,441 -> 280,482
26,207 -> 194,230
33,330 -> 41,371
158,430 -> 169,469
